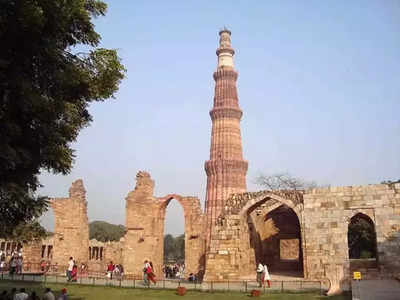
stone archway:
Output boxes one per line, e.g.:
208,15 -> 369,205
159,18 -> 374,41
237,192 -> 305,278
124,172 -> 205,278
204,190 -> 305,280
156,194 -> 205,278
347,212 -> 378,277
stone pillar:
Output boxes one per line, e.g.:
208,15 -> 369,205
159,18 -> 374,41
124,171 -> 159,276
204,29 -> 248,245
51,179 -> 89,267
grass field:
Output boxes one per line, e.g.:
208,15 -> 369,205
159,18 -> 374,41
0,280 -> 351,300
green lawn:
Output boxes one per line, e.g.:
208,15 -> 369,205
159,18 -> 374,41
0,280 -> 351,300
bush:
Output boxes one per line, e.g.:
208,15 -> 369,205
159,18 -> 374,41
360,250 -> 372,259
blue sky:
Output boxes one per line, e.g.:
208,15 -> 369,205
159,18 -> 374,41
39,1 -> 400,236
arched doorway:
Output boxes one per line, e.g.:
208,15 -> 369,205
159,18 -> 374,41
157,194 -> 204,280
163,198 -> 185,279
348,213 -> 377,273
247,203 -> 304,277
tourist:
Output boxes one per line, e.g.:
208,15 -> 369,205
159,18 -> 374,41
66,257 -> 74,281
71,264 -> 78,282
118,264 -> 124,279
106,261 -> 114,279
28,291 -> 39,300
143,260 -> 150,286
56,289 -> 67,300
256,262 -> 263,287
147,261 -> 156,285
9,256 -> 17,275
16,256 -> 23,274
42,288 -> 55,300
40,261 -> 46,273
262,263 -> 271,288
188,273 -> 195,282
13,288 -> 29,300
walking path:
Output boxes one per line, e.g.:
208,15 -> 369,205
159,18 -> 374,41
352,280 -> 400,300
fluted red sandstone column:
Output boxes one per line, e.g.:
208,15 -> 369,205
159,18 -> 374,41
204,29 -> 248,244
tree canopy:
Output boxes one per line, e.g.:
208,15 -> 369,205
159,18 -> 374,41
164,234 -> 185,263
89,221 -> 125,242
255,172 -> 320,191
0,0 -> 126,237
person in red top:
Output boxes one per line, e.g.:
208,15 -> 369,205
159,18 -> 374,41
71,264 -> 78,282
107,261 -> 114,279
147,261 -> 156,285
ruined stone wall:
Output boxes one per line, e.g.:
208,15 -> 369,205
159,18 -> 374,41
124,171 -> 205,278
50,180 -> 89,267
303,183 -> 400,286
88,239 -> 123,272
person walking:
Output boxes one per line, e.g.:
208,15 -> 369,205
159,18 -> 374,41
106,261 -> 114,279
13,288 -> 28,300
56,288 -> 67,300
263,263 -> 271,288
143,260 -> 150,286
147,261 -> 156,285
66,257 -> 74,282
42,288 -> 55,300
256,262 -> 263,287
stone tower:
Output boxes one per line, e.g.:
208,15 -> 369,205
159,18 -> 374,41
204,29 -> 248,242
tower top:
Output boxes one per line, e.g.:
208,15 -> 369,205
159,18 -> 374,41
216,28 -> 235,68
219,27 -> 231,36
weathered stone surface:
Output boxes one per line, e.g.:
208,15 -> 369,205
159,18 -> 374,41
123,171 -> 205,278
50,179 -> 89,267
204,29 -> 248,244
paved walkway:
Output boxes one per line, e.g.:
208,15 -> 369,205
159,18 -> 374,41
352,280 -> 400,300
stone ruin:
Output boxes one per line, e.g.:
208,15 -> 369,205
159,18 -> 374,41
3,175 -> 399,295
2,30 -> 400,295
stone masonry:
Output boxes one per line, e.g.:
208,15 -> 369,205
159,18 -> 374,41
123,171 -> 205,278
50,179 -> 89,267
204,29 -> 248,245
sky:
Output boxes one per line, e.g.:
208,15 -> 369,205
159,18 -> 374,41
39,0 -> 400,236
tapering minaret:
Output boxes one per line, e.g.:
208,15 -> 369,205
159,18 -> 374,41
204,29 -> 248,242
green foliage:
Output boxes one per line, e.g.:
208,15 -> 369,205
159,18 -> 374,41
360,250 -> 372,259
348,215 -> 376,259
89,221 -> 125,242
164,234 -> 185,263
5,220 -> 48,242
0,0 -> 126,237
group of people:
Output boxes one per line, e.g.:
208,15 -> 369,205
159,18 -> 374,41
0,287 -> 67,300
106,261 -> 124,279
0,251 -> 23,275
162,263 -> 184,279
256,262 -> 271,288
143,260 -> 156,286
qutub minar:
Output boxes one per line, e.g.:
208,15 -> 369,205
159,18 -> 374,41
1,30 -> 399,295
204,29 -> 248,242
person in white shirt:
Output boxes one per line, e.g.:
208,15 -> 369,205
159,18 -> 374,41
256,262 -> 263,287
43,288 -> 55,300
263,263 -> 271,288
13,288 -> 28,300
67,257 -> 74,282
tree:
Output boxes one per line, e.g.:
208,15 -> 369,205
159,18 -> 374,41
89,221 -> 125,242
255,172 -> 320,191
164,234 -> 185,263
7,220 -> 48,242
0,0 -> 126,237
348,215 -> 376,259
